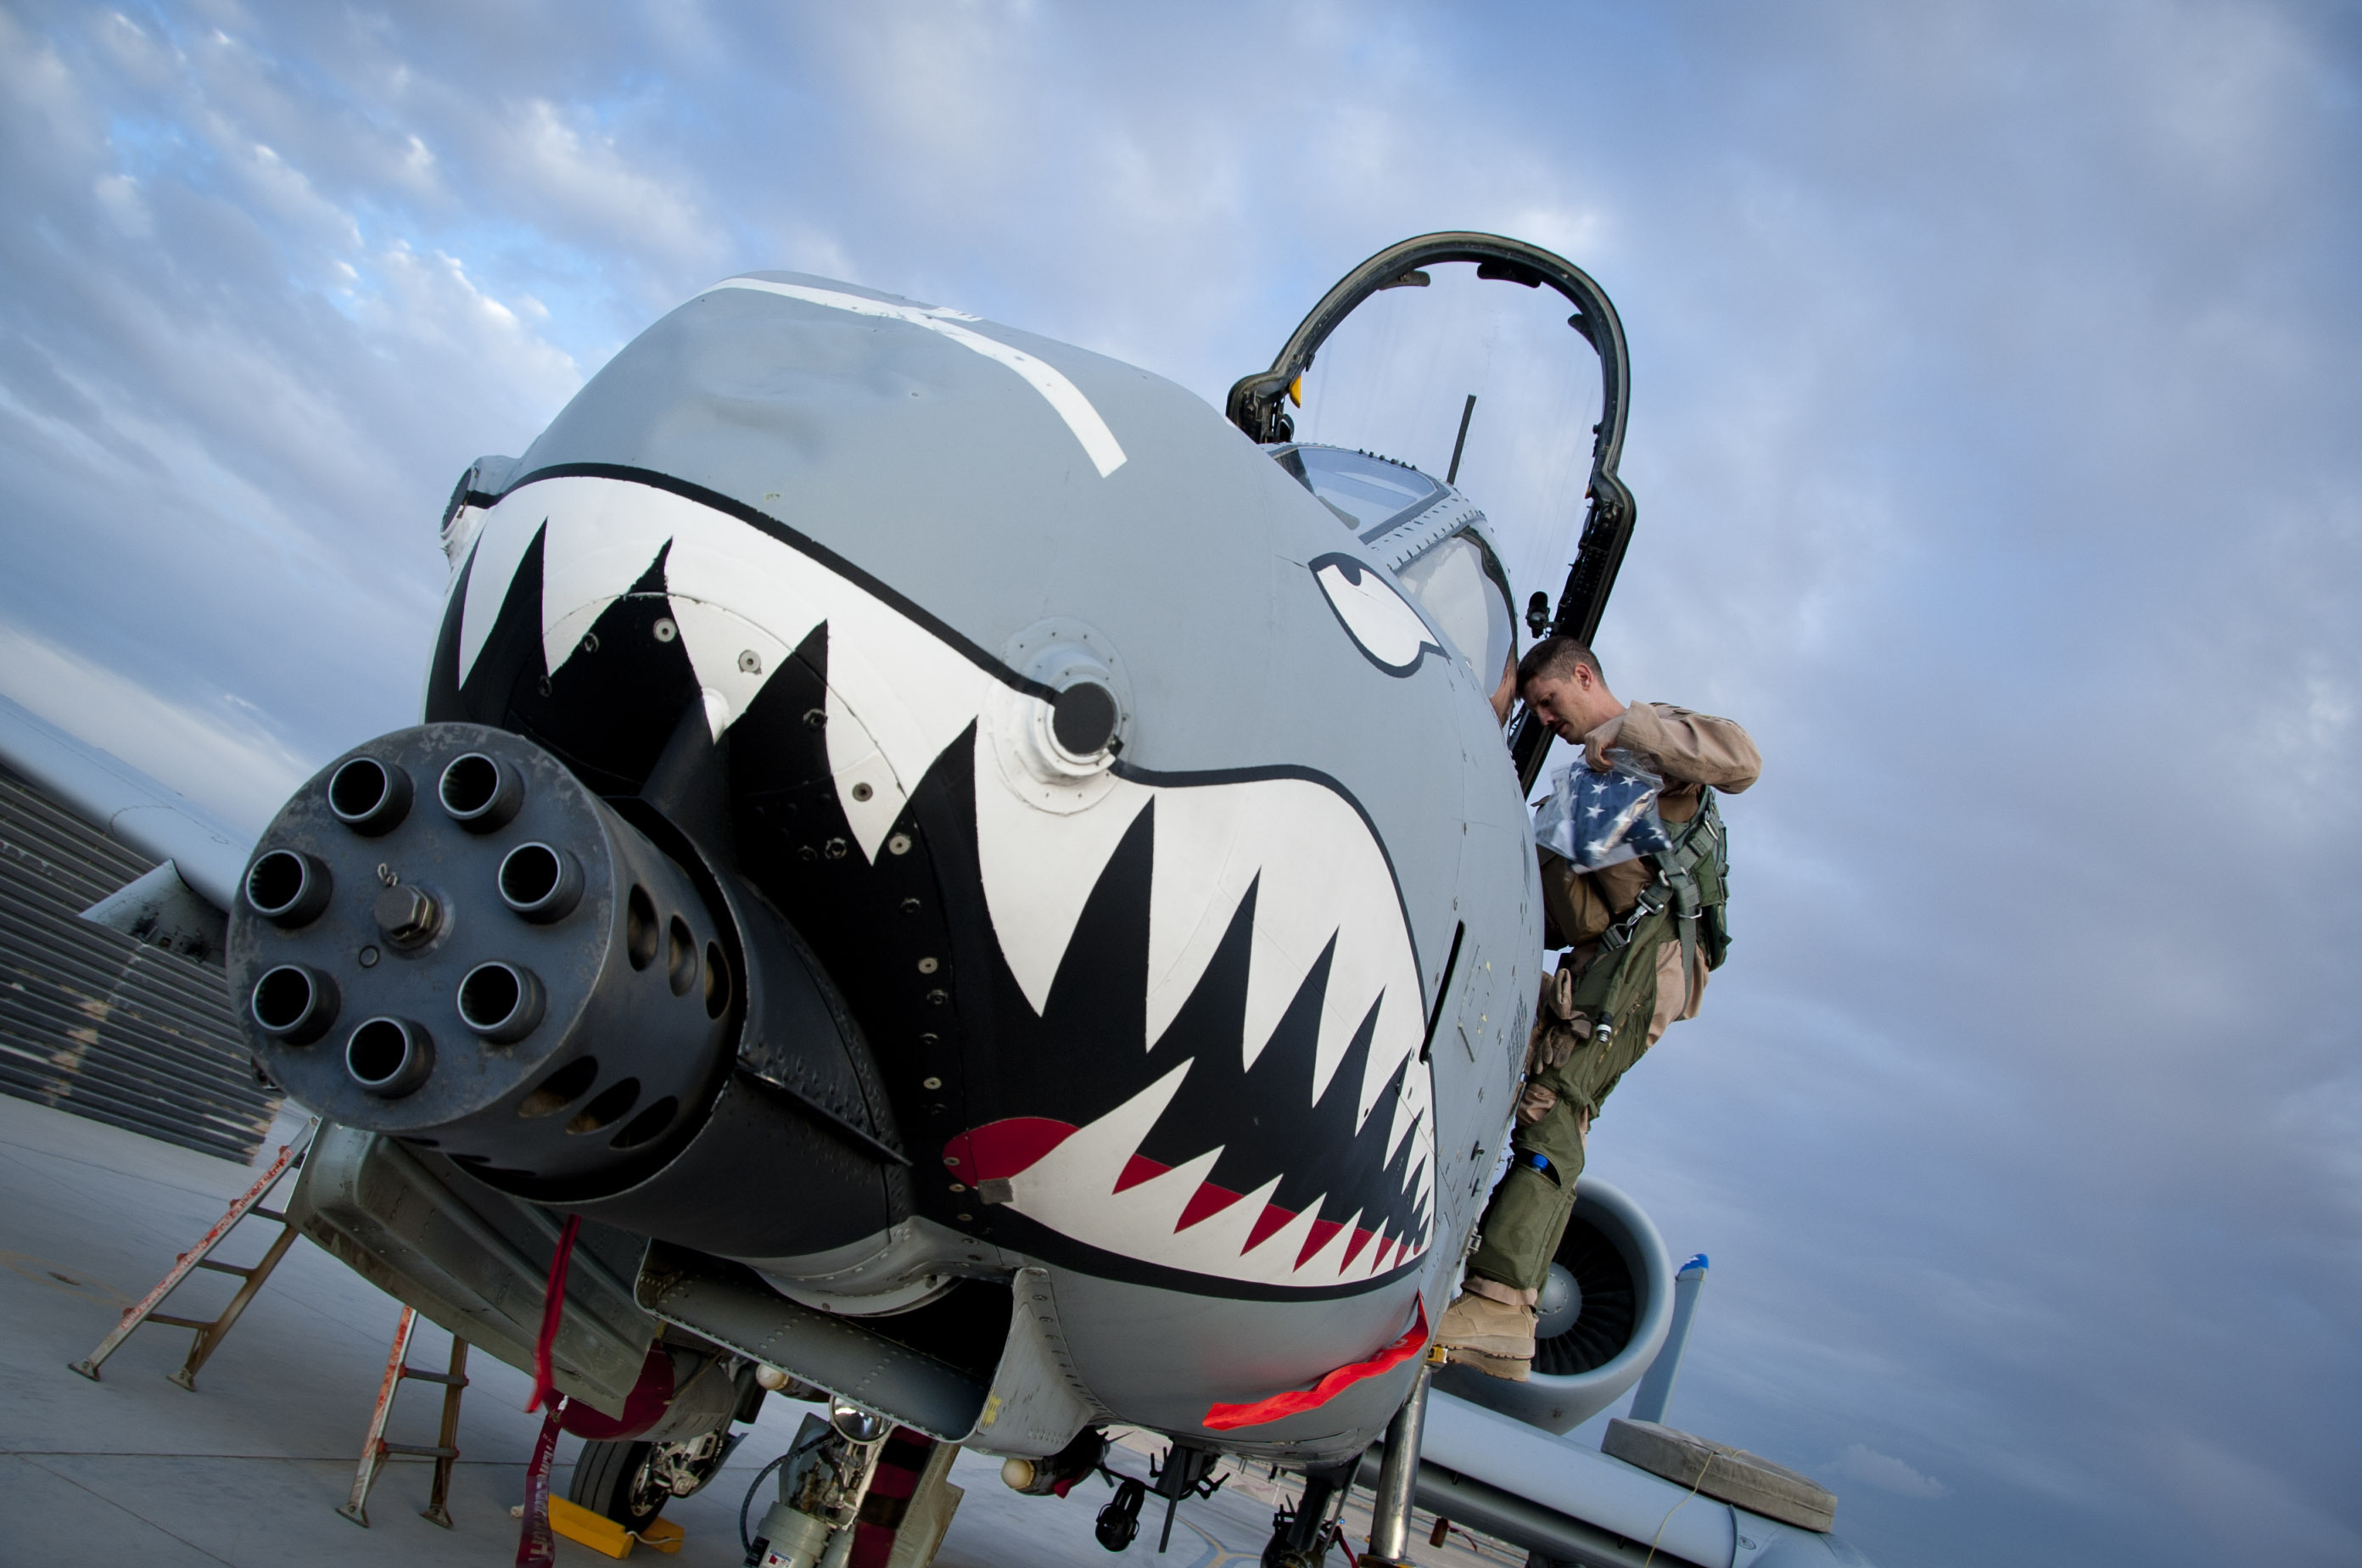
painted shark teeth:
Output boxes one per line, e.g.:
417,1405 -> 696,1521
948,1079 -> 1432,1291
455,471 -> 1437,1286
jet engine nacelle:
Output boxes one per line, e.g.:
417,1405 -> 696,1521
1437,1178 -> 1674,1434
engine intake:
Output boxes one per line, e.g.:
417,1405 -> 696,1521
1437,1178 -> 1676,1433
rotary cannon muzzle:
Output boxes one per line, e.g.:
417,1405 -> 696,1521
456,960 -> 546,1041
345,1016 -> 434,1097
498,843 -> 585,922
229,720 -> 910,1255
245,849 -> 333,927
439,751 -> 524,832
327,755 -> 413,835
227,723 -> 734,1186
250,962 -> 339,1044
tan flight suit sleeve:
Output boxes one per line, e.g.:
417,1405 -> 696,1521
1582,703 -> 1760,792
1539,701 -> 1760,946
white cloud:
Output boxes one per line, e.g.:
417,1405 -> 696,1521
0,619 -> 313,836
2147,1429 -> 2362,1563
240,140 -> 365,253
92,171 -> 151,238
352,239 -> 582,409
1829,1442 -> 1951,1500
494,97 -> 717,271
1,6 -> 2358,1567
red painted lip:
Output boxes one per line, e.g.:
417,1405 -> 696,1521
943,1117 -> 1403,1274
1200,1296 -> 1430,1431
943,1117 -> 1075,1182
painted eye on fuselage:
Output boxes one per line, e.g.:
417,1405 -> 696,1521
1279,443 -> 1517,684
1311,554 -> 1440,677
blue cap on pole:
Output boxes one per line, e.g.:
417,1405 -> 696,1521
1627,1251 -> 1710,1426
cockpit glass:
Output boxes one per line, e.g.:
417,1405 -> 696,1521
1285,262 -> 1607,646
1397,533 -> 1516,683
1273,445 -> 1443,535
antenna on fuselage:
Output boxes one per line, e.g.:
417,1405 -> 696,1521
1447,394 -> 1477,485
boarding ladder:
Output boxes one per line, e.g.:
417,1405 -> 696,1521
67,1117 -> 318,1389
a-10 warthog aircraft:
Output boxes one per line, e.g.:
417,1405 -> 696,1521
176,234 -> 1869,1567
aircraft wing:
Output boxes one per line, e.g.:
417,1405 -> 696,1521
0,691 -> 253,963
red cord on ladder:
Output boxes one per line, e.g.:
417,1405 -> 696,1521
515,1213 -> 580,1568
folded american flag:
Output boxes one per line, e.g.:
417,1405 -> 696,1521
1533,748 -> 1671,870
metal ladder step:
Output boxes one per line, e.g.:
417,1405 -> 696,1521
337,1305 -> 472,1531
67,1119 -> 317,1392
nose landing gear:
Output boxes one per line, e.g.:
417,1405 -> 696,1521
1261,1461 -> 1354,1568
742,1403 -> 890,1568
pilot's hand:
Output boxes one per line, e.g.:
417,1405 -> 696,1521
1528,1022 -> 1581,1075
1528,982 -> 1588,1073
1581,709 -> 1629,771
1515,1081 -> 1557,1126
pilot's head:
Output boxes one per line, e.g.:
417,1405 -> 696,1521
1518,636 -> 1623,741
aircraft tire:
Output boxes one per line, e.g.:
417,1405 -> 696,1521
1262,1546 -> 1330,1568
569,1438 -> 668,1532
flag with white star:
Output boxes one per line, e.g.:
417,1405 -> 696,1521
1532,749 -> 1671,869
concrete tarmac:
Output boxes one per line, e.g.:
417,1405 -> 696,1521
0,1095 -> 1514,1568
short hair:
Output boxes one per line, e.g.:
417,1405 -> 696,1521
1518,636 -> 1603,691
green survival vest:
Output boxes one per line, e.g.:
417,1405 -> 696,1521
1561,788 -> 1732,1038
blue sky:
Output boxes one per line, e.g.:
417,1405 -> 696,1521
2,3 -> 2357,1563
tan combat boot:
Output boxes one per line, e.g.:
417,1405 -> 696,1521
1434,1277 -> 1536,1381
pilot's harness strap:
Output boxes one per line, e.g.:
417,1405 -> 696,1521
1566,789 -> 1731,1033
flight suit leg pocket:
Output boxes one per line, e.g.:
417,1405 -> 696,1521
1469,1095 -> 1586,1289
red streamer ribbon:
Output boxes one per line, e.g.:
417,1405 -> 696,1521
526,1213 -> 581,1414
514,1397 -> 567,1567
1201,1298 -> 1430,1431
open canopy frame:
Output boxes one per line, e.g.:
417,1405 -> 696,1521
1226,232 -> 1637,790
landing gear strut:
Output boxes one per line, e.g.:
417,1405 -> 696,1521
1360,1362 -> 1437,1568
742,1403 -> 890,1568
1262,1461 -> 1355,1568
1149,1444 -> 1223,1552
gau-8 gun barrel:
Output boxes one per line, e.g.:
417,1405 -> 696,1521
227,722 -> 909,1257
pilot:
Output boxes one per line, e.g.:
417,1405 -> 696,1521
1436,636 -> 1760,1380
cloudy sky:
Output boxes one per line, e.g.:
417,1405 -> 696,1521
3,3 -> 2357,1563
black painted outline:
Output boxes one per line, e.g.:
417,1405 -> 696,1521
484,462 -> 1063,700
1111,756 -> 1426,997
980,1201 -> 1430,1304
1307,552 -> 1444,680
462,463 -> 1452,1284
472,464 -> 1438,1011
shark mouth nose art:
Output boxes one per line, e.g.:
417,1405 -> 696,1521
441,470 -> 1436,1293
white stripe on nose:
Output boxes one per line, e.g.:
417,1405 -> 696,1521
708,277 -> 1129,479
